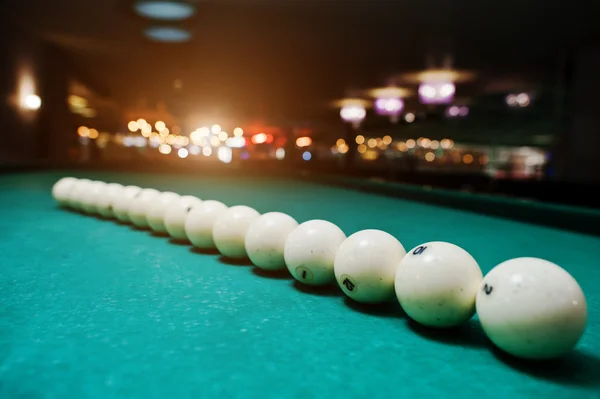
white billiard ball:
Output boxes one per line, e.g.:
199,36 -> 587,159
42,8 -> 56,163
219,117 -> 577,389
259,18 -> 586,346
245,212 -> 299,271
164,195 -> 203,240
146,192 -> 182,233
395,242 -> 483,328
95,183 -> 124,218
67,179 -> 93,210
112,185 -> 143,223
185,200 -> 229,250
334,229 -> 406,304
128,188 -> 162,228
52,177 -> 78,207
80,181 -> 107,214
284,220 -> 346,285
476,257 -> 587,359
213,205 -> 260,259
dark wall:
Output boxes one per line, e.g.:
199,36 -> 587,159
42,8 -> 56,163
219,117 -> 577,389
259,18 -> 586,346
555,44 -> 600,184
0,16 -> 77,164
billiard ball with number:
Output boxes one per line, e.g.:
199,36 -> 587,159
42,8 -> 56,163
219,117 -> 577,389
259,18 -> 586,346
164,195 -> 203,241
284,220 -> 346,285
52,177 -> 78,207
213,205 -> 260,259
245,212 -> 299,271
395,242 -> 483,328
185,200 -> 229,250
476,257 -> 587,359
334,229 -> 406,303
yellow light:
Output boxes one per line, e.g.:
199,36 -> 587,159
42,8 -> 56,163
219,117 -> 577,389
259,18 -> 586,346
142,124 -> 152,135
199,127 -> 210,137
295,136 -> 312,147
136,118 -> 147,128
127,121 -> 138,132
421,138 -> 431,148
141,129 -> 151,138
397,142 -> 408,152
211,124 -> 221,134
159,144 -> 172,154
190,131 -> 201,144
202,147 -> 212,156
355,135 -> 365,144
338,144 -> 349,154
218,131 -> 229,141
425,152 -> 435,162
68,95 -> 87,109
382,135 -> 392,145
430,140 -> 440,149
149,132 -> 160,141
441,139 -> 451,149
77,126 -> 90,137
336,138 -> 345,147
166,135 -> 177,145
357,144 -> 367,153
155,121 -> 166,131
362,150 -> 379,160
377,141 -> 387,150
88,129 -> 99,139
160,129 -> 169,138
162,127 -> 170,135
406,139 -> 416,149
210,136 -> 221,147
405,113 -> 415,123
367,138 -> 377,148
233,127 -> 244,137
463,154 -> 474,164
178,148 -> 189,158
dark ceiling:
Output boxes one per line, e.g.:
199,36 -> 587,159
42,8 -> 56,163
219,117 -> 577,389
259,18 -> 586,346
2,0 -> 599,121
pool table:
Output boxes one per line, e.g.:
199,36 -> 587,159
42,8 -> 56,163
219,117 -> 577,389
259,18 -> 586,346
1,170 -> 599,399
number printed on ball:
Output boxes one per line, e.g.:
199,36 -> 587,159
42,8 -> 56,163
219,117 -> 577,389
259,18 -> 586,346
340,275 -> 357,293
295,266 -> 313,282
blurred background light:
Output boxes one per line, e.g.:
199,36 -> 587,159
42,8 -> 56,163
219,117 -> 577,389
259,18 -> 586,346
134,1 -> 195,21
295,136 -> 312,147
418,81 -> 455,104
144,26 -> 192,42
302,151 -> 312,161
275,148 -> 285,160
233,127 -> 244,137
218,146 -> 232,164
23,94 -> 42,110
226,137 -> 246,148
177,147 -> 188,158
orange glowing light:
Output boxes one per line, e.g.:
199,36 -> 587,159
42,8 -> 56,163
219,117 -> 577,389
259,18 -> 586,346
295,137 -> 312,147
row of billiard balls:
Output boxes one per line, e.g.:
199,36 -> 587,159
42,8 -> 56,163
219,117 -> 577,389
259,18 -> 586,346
52,177 -> 588,361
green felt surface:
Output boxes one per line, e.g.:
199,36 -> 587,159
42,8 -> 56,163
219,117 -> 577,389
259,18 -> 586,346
1,171 -> 599,399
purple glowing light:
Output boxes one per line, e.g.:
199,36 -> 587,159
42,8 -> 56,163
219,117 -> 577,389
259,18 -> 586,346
374,97 -> 404,116
418,81 -> 455,104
